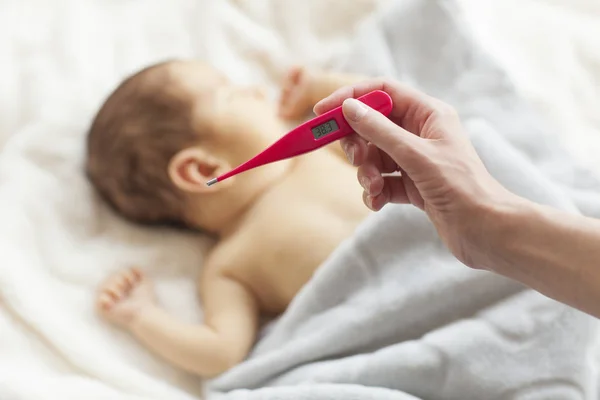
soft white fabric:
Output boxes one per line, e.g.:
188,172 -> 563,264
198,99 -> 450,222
0,0 -> 599,399
457,0 -> 600,174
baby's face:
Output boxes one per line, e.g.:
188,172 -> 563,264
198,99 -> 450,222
169,61 -> 282,161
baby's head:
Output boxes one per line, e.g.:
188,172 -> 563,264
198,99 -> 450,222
86,60 -> 285,231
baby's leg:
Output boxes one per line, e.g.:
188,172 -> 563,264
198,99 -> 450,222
97,268 -> 259,378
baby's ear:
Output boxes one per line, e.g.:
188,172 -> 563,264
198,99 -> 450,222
168,147 -> 233,193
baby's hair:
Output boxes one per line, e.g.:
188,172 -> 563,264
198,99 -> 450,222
86,60 -> 198,228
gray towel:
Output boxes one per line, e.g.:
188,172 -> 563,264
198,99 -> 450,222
206,1 -> 600,398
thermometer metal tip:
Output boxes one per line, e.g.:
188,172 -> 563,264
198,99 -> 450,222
206,178 -> 218,187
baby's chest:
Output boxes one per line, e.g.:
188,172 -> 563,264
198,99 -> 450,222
236,215 -> 347,312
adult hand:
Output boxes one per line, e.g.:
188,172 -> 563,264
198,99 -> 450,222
314,79 -> 519,269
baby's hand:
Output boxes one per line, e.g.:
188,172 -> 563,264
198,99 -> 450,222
97,267 -> 156,328
279,66 -> 315,119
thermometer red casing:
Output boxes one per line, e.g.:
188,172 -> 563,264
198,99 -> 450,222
210,90 -> 393,185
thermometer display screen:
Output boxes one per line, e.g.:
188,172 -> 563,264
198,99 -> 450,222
311,119 -> 339,139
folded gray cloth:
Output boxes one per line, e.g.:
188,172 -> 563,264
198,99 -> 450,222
206,1 -> 600,398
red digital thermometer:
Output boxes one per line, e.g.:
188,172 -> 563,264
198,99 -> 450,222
206,90 -> 393,186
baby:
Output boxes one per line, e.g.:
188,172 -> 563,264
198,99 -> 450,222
86,60 -> 368,378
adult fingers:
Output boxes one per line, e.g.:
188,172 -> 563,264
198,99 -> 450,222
363,175 -> 411,211
398,171 -> 424,210
339,133 -> 368,166
339,133 -> 398,169
358,144 -> 398,196
342,98 -> 423,171
358,144 -> 384,196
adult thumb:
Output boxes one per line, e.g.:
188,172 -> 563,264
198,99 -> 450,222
342,98 -> 421,159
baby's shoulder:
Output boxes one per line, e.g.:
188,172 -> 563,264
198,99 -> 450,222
201,229 -> 261,278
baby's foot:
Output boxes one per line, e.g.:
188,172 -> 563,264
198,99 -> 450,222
97,267 -> 156,328
279,66 -> 316,120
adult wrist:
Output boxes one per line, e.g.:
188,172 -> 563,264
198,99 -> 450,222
474,189 -> 538,274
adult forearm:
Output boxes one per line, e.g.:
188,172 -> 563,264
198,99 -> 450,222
488,198 -> 600,317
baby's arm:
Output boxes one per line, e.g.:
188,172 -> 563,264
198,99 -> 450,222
97,266 -> 258,378
279,66 -> 367,121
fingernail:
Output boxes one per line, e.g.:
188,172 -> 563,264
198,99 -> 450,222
343,142 -> 355,165
343,98 -> 369,122
365,195 -> 374,210
359,176 -> 371,193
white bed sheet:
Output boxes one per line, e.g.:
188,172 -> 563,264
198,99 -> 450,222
0,1 -> 598,399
